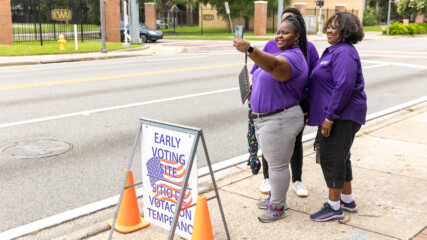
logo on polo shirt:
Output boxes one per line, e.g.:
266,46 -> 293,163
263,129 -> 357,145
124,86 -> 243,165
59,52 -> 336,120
320,61 -> 329,65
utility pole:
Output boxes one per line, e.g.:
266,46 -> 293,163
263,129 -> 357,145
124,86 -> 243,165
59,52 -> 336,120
277,0 -> 283,29
129,0 -> 140,44
316,1 -> 324,37
386,0 -> 392,35
123,0 -> 130,47
99,0 -> 108,53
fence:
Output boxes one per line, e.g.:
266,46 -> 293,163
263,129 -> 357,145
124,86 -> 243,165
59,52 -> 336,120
11,0 -> 101,45
155,6 -> 358,36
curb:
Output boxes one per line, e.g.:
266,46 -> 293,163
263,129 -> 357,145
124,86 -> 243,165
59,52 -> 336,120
0,45 -> 183,67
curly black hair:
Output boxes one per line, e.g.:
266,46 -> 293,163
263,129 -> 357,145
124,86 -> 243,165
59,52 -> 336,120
282,7 -> 302,18
283,15 -> 308,60
323,12 -> 364,44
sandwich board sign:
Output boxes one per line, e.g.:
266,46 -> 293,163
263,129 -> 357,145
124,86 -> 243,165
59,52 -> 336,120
141,123 -> 197,239
108,119 -> 229,240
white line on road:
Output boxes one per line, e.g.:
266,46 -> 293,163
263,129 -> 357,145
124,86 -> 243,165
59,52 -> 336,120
144,56 -> 208,62
361,60 -> 427,70
1,96 -> 427,240
0,88 -> 239,129
363,64 -> 389,69
360,54 -> 427,59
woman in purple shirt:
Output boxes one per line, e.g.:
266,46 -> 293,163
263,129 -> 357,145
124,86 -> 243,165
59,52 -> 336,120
234,15 -> 308,223
308,12 -> 367,222
249,8 -> 319,199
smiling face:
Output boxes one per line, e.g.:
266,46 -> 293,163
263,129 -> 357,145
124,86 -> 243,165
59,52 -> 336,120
275,21 -> 299,51
326,19 -> 343,45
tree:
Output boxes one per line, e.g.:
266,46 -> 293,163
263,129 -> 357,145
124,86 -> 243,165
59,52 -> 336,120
395,0 -> 427,18
198,0 -> 292,29
366,0 -> 399,22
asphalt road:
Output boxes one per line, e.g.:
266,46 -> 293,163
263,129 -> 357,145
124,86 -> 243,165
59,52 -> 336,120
1,37 -> 427,233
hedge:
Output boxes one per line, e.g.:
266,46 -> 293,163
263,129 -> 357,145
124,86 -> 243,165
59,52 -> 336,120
383,22 -> 427,35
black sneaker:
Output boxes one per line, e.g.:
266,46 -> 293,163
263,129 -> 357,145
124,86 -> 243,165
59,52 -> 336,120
310,202 -> 345,222
341,199 -> 358,213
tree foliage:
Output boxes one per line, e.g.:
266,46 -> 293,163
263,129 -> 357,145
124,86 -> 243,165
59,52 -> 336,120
366,0 -> 399,22
197,0 -> 292,22
395,0 -> 427,17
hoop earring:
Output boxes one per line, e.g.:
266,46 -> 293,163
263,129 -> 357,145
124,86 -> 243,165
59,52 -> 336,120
295,39 -> 299,45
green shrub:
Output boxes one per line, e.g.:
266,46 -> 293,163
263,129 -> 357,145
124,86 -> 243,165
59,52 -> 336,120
406,24 -> 419,34
383,22 -> 409,35
363,7 -> 379,26
383,22 -> 427,35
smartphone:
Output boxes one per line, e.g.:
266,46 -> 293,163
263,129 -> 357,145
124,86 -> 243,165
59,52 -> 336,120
235,25 -> 244,40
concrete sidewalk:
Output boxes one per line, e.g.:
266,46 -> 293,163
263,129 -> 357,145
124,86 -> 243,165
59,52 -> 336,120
0,44 -> 184,67
17,102 -> 425,240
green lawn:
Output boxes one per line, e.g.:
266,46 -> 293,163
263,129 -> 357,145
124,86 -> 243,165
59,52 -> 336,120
13,23 -> 100,34
363,25 -> 384,32
0,41 -> 141,56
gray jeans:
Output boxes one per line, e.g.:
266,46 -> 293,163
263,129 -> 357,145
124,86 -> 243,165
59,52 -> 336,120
254,105 -> 304,206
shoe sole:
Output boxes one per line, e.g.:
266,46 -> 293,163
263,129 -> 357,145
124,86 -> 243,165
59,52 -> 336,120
260,190 -> 269,194
310,213 -> 345,222
257,205 -> 289,210
296,193 -> 308,198
342,207 -> 358,213
258,214 -> 287,223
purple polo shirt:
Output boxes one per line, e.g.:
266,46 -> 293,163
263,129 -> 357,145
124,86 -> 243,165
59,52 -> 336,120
307,42 -> 367,126
251,40 -> 319,77
251,45 -> 308,113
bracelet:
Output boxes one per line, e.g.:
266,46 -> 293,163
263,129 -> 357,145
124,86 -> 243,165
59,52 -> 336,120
325,118 -> 334,124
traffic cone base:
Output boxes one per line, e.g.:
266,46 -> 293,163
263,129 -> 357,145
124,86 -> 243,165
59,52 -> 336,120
191,195 -> 214,240
107,170 -> 150,233
107,217 -> 150,233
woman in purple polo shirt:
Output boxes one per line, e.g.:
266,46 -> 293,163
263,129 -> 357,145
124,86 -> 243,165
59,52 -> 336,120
308,12 -> 367,222
233,15 -> 308,223
249,8 -> 319,199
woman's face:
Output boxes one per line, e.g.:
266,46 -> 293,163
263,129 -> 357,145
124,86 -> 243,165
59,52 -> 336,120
275,22 -> 299,51
326,19 -> 343,45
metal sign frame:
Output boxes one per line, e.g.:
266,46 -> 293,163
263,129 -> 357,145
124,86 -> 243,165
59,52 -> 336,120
108,118 -> 230,240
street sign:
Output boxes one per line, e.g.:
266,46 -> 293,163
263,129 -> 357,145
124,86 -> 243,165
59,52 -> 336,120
51,9 -> 72,21
224,2 -> 230,14
316,1 -> 324,7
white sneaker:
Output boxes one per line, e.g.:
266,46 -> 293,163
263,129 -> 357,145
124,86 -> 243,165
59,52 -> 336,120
292,181 -> 308,198
259,178 -> 271,194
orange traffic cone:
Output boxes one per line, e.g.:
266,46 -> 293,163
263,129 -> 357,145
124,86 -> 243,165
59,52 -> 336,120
107,170 -> 150,233
191,195 -> 214,240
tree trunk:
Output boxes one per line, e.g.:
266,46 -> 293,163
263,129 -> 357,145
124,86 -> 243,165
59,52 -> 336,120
187,1 -> 193,26
244,16 -> 249,31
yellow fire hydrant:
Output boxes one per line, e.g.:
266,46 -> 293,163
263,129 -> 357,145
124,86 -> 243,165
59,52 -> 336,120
58,35 -> 66,51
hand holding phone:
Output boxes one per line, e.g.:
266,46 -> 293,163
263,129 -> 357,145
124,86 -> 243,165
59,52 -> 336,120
234,25 -> 243,40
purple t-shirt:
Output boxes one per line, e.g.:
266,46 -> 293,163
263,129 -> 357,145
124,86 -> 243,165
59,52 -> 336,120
251,40 -> 319,77
251,45 -> 308,114
307,42 -> 367,126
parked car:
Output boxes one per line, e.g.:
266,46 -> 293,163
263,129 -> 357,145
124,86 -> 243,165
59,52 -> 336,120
156,19 -> 169,29
100,21 -> 163,43
120,21 -> 163,43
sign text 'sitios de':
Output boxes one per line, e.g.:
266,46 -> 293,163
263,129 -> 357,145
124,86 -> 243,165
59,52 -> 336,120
51,9 -> 72,21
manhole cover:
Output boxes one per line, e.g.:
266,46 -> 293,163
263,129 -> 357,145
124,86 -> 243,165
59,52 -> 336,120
0,140 -> 72,159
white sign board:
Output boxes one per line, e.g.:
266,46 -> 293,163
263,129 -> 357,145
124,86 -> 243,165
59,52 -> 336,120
141,125 -> 198,240
224,2 -> 230,14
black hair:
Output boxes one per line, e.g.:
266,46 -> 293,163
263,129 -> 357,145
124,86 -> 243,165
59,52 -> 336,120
282,15 -> 308,60
323,12 -> 364,44
282,8 -> 302,18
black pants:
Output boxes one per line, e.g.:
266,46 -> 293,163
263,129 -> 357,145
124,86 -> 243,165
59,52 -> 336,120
318,120 -> 361,189
263,127 -> 304,182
